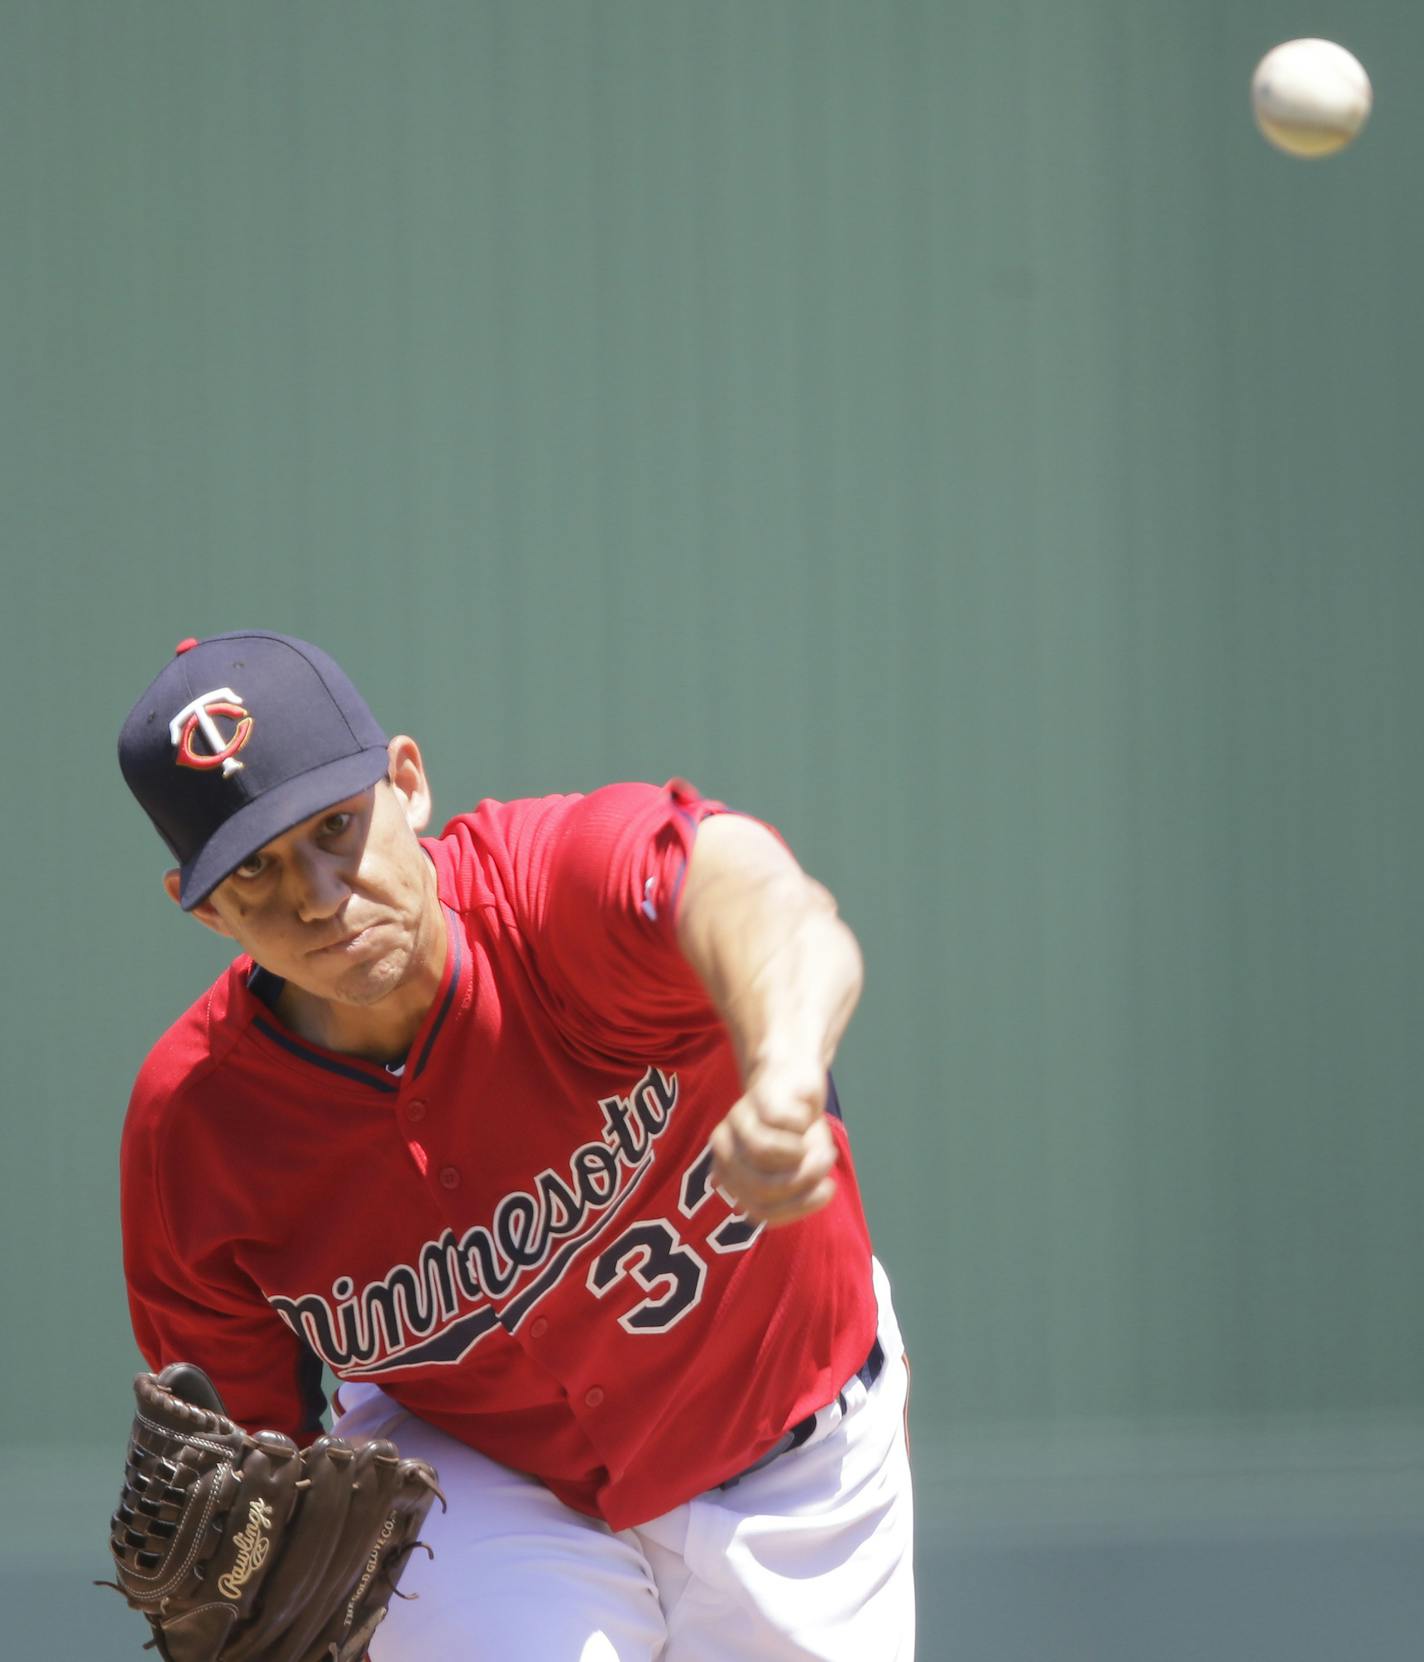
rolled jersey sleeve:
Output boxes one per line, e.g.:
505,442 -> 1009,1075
527,779 -> 747,1051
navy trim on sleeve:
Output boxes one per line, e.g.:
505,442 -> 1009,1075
825,1074 -> 844,1123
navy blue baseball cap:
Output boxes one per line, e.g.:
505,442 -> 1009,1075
118,631 -> 391,909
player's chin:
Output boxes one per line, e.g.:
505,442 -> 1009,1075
325,942 -> 413,1005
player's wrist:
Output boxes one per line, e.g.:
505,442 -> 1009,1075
742,1042 -> 831,1113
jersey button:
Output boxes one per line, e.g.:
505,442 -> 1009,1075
584,1386 -> 605,1408
407,1100 -> 427,1123
529,1318 -> 549,1340
439,1165 -> 460,1189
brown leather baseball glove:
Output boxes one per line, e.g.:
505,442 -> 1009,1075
102,1363 -> 443,1661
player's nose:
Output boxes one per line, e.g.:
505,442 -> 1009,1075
291,846 -> 354,922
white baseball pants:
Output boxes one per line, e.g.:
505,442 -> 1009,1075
336,1259 -> 915,1661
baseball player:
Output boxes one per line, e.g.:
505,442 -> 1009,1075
116,630 -> 914,1660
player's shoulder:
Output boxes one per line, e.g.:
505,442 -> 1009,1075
431,789 -> 585,860
422,790 -> 581,907
443,781 -> 730,851
425,782 -> 724,901
127,960 -> 258,1129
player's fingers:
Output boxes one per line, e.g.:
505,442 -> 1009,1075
727,1153 -> 838,1226
712,1119 -> 836,1217
719,1096 -> 809,1173
708,1117 -> 740,1180
747,1176 -> 838,1228
716,1127 -> 816,1190
730,1119 -> 836,1195
713,1158 -> 831,1213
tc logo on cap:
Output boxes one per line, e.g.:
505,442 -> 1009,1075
169,688 -> 253,777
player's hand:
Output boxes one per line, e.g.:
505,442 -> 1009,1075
709,1056 -> 838,1227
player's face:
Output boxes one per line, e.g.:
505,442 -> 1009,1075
175,737 -> 444,1014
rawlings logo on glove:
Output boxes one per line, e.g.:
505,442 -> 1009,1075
100,1363 -> 443,1661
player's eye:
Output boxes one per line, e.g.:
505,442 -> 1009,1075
321,811 -> 354,837
232,853 -> 268,880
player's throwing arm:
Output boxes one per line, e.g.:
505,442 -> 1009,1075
676,814 -> 864,1227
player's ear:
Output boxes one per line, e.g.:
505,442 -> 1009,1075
163,870 -> 236,939
385,735 -> 432,833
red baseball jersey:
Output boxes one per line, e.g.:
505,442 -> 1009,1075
121,781 -> 878,1530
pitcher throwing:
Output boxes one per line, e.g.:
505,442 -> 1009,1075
115,630 -> 914,1660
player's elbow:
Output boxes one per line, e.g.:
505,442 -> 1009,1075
825,904 -> 865,1003
795,876 -> 864,999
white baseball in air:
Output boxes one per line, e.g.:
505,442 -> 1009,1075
1251,38 -> 1372,158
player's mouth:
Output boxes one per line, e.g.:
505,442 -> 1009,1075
310,923 -> 383,957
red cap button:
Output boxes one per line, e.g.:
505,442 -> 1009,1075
174,637 -> 199,655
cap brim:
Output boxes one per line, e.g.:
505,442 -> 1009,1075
177,747 -> 393,909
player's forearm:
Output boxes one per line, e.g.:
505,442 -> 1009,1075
675,816 -> 863,1081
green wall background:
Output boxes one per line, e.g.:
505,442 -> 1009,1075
3,2 -> 1423,1656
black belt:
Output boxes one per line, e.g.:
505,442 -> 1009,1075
721,1336 -> 886,1489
